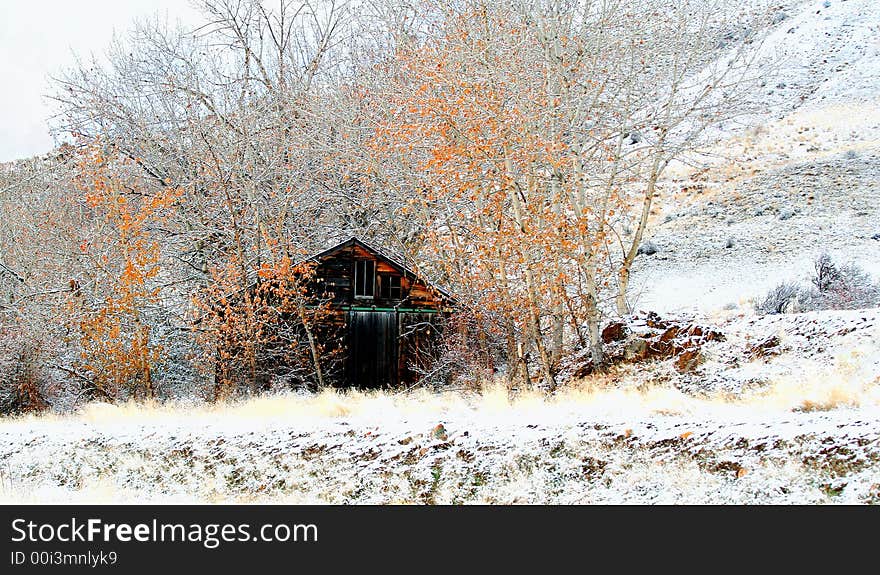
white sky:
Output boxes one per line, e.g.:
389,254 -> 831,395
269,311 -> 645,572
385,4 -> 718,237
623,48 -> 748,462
0,0 -> 202,162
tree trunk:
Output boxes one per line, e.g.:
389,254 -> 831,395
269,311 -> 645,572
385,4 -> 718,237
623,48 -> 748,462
302,320 -> 325,390
616,143 -> 666,316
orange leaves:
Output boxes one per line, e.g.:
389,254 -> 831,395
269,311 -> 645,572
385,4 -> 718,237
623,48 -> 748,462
67,144 -> 175,400
194,246 -> 334,395
358,4 -> 630,389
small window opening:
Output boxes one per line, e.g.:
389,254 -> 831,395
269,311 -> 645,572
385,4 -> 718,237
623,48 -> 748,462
354,260 -> 375,298
381,275 -> 402,300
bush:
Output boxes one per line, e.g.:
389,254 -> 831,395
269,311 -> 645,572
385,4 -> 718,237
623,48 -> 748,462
808,259 -> 880,310
757,282 -> 801,315
0,331 -> 49,416
811,253 -> 841,293
778,206 -> 796,221
757,254 -> 880,315
403,312 -> 502,391
637,241 -> 658,256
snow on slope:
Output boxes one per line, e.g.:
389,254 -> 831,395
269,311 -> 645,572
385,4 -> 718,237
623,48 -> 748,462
634,152 -> 880,313
632,0 -> 880,314
724,0 -> 880,129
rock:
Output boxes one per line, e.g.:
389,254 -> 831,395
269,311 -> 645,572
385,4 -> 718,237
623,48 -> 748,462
748,335 -> 781,358
659,325 -> 680,343
623,131 -> 642,145
601,321 -> 628,343
562,312 -> 726,382
643,311 -> 668,329
624,338 -> 648,361
778,206 -> 796,220
675,349 -> 703,372
637,241 -> 658,256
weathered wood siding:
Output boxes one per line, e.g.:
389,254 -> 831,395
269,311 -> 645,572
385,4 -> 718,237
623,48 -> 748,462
312,241 -> 448,310
347,310 -> 399,388
309,238 -> 454,389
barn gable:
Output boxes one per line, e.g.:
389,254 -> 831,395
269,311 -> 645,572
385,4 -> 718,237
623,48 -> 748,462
307,237 -> 454,312
304,237 -> 453,389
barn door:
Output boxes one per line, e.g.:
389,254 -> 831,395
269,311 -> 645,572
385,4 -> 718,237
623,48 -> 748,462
348,311 -> 398,388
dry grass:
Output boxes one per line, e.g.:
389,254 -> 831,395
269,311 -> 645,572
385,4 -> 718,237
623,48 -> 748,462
2,352 -> 878,505
2,339 -> 878,430
750,349 -> 880,412
4,373 -> 874,431
665,100 -> 880,184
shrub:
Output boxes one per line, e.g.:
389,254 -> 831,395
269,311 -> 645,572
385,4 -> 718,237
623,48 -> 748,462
757,282 -> 801,315
810,262 -> 880,310
0,331 -> 49,416
757,254 -> 880,315
811,253 -> 841,293
637,241 -> 658,256
404,312 -> 502,391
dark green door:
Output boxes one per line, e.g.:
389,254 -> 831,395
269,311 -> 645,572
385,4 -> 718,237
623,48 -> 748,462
348,311 -> 398,388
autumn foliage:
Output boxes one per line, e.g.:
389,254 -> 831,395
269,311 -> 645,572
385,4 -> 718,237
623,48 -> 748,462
0,0 -> 769,411
67,146 -> 181,400
364,7 -> 629,389
195,249 -> 338,399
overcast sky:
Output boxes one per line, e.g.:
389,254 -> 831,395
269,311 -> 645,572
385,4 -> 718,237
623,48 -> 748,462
0,0 -> 202,162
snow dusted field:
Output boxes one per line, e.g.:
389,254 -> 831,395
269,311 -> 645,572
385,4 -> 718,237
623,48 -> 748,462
4,306 -> 879,504
2,307 -> 879,504
0,377 -> 878,504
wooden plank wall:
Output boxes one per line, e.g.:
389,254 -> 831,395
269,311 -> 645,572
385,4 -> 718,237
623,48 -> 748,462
313,242 -> 447,310
347,310 -> 399,388
311,240 -> 452,388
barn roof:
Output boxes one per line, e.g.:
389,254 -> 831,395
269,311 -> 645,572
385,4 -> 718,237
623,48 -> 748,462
307,236 -> 455,302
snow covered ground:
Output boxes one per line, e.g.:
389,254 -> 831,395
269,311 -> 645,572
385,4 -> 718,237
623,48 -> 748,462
1,0 -> 878,505
0,381 -> 878,504
1,306 -> 878,504
632,0 -> 880,313
634,150 -> 880,313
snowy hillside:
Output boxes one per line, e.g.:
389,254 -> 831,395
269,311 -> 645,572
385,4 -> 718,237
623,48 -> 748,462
633,0 -> 880,313
754,0 -> 880,114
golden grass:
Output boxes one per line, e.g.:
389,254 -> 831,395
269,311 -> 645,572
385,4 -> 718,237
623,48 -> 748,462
2,343 -> 878,430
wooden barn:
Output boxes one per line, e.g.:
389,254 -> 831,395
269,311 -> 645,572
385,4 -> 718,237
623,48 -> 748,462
305,237 -> 454,389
